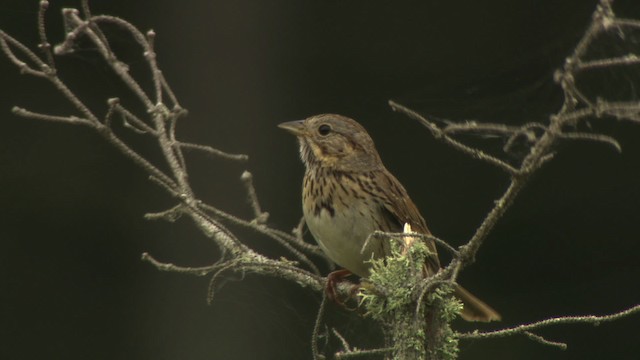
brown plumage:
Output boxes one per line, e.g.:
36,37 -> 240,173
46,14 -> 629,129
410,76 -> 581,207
279,114 -> 500,322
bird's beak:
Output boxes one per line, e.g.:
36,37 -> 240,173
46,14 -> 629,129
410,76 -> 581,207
278,120 -> 306,136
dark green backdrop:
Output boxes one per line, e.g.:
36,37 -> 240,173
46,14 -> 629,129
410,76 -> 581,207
1,1 -> 639,359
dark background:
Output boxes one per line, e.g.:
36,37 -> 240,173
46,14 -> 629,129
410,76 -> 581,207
1,1 -> 640,359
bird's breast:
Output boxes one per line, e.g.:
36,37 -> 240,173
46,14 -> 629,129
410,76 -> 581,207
302,169 -> 385,277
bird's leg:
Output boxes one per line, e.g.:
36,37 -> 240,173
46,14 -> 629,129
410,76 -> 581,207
325,269 -> 358,307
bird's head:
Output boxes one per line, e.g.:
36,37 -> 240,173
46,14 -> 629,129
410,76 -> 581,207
279,114 -> 382,171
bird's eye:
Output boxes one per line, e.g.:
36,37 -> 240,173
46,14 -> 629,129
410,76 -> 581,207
318,124 -> 331,136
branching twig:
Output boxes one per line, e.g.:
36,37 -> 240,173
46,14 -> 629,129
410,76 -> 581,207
331,328 -> 394,359
141,252 -> 221,276
311,295 -> 328,360
178,141 -> 249,161
198,202 -> 322,274
459,304 -> 640,348
1,1 -> 335,304
523,331 -> 567,350
37,1 -> 55,69
389,101 -> 520,175
558,132 -> 622,152
241,171 -> 269,224
386,0 -> 640,357
578,54 -> 640,70
335,346 -> 394,359
392,0 -> 640,284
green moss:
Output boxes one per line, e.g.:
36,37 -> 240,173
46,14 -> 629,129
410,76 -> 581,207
358,234 -> 461,359
427,286 -> 461,360
359,237 -> 428,319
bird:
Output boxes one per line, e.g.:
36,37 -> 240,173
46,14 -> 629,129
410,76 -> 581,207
279,114 -> 500,322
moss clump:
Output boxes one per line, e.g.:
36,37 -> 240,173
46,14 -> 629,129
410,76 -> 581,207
359,235 -> 429,318
427,286 -> 461,360
358,233 -> 461,360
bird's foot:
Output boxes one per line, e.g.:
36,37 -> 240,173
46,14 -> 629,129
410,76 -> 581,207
325,269 -> 359,310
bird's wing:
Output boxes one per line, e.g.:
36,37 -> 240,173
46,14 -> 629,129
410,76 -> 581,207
372,169 -> 441,273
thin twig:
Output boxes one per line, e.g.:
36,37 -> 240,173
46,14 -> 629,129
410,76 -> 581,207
178,142 -> 249,161
443,122 -> 523,137
335,346 -> 394,359
37,0 -> 55,68
0,31 -> 48,77
144,204 -> 184,222
198,202 -> 321,275
241,171 -> 269,224
166,110 -> 192,177
141,252 -> 221,276
523,331 -> 567,350
266,227 -> 327,258
160,74 -> 181,108
311,295 -> 328,360
80,0 -> 91,18
12,107 -> 93,127
332,329 -> 351,353
145,29 -> 162,104
207,261 -> 240,304
558,132 -> 622,152
459,304 -> 640,342
613,18 -> 640,29
578,54 -> 640,70
111,100 -> 157,134
57,11 -> 154,109
389,100 -> 519,175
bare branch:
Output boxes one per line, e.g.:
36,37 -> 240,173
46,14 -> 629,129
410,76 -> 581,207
141,252 -> 220,276
443,121 -> 524,137
232,260 -> 325,290
523,331 -> 567,350
207,261 -> 241,304
451,178 -> 527,278
613,18 -> 640,29
80,0 -> 91,18
596,99 -> 640,124
37,1 -> 55,68
558,132 -> 622,152
109,99 -> 157,134
578,54 -> 640,71
333,329 -> 351,353
240,171 -> 269,224
178,141 -> 249,162
284,217 -> 330,263
311,295 -> 328,360
1,29 -> 102,125
144,29 -> 162,104
389,100 -> 519,175
459,304 -> 640,346
159,73 -> 181,108
266,227 -> 327,258
335,346 -> 394,359
104,98 -> 117,129
12,107 -> 94,127
292,216 -> 306,240
0,30 -> 49,77
198,202 -> 321,275
57,11 -> 155,109
503,123 -> 547,154
144,204 -> 183,222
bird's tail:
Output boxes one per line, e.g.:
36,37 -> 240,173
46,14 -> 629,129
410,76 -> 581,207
454,284 -> 501,322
